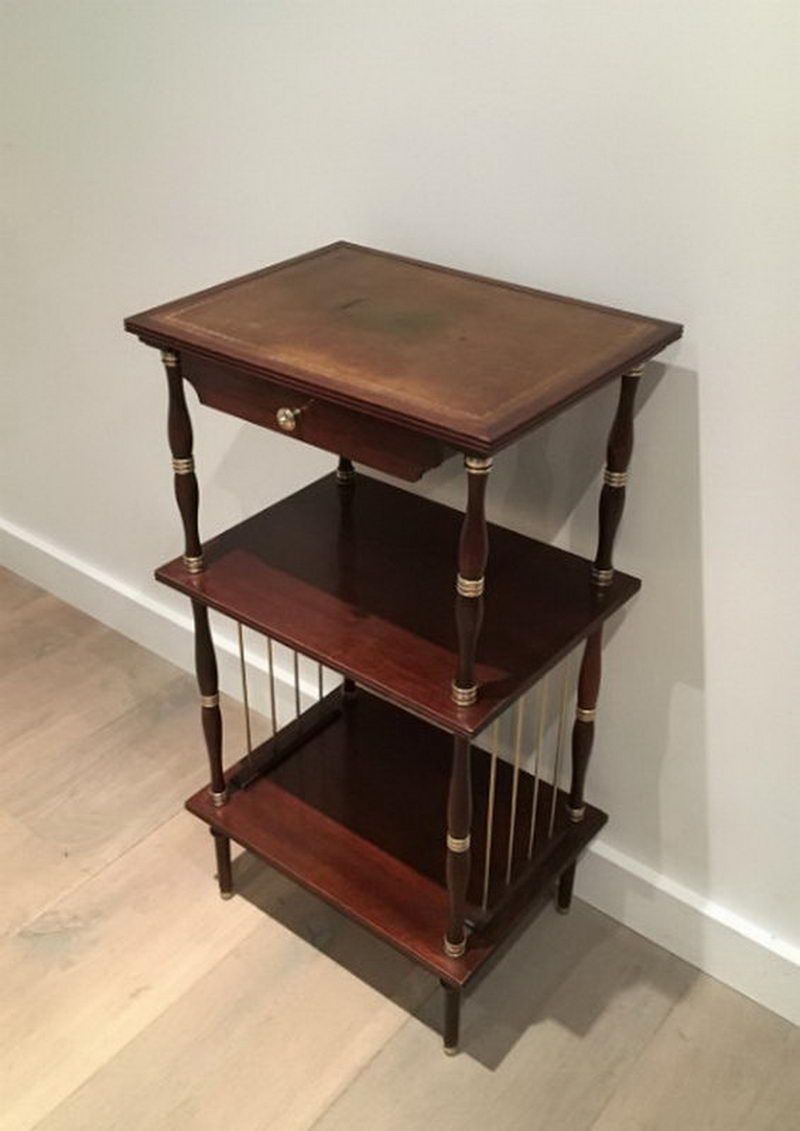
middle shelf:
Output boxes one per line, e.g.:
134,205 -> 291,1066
157,471 -> 639,736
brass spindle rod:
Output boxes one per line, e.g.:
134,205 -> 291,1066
527,677 -> 548,859
505,697 -> 525,884
267,637 -> 277,736
293,651 -> 301,718
549,664 -> 571,837
237,622 -> 253,759
481,719 -> 500,911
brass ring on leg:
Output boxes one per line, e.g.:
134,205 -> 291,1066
456,574 -> 484,598
603,468 -> 628,488
451,682 -> 478,707
443,935 -> 467,959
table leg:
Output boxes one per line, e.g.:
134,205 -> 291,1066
441,980 -> 462,1055
211,828 -> 233,899
193,602 -> 227,807
592,366 -> 642,588
162,350 -> 204,575
444,736 -> 472,959
452,455 -> 491,707
567,630 -> 602,823
556,862 -> 576,914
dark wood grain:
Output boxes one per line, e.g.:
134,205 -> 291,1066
186,688 -> 606,987
156,473 -> 640,737
126,241 -> 682,454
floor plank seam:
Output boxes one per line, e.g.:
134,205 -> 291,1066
305,986 -> 439,1131
585,986 -> 685,1130
8,800 -> 190,941
24,897 -> 269,1131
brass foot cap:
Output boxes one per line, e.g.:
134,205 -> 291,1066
555,905 -> 570,915
443,1046 -> 459,1057
220,891 -> 234,901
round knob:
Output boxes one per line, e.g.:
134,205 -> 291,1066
276,406 -> 301,433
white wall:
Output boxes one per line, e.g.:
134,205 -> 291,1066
2,2 -> 798,1020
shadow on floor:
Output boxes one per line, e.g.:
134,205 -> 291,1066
232,849 -> 696,1071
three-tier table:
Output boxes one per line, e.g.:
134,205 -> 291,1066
125,242 -> 681,1054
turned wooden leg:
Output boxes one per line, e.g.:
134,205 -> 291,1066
445,736 -> 472,958
336,456 -> 358,700
211,828 -> 233,899
441,980 -> 461,1055
452,455 -> 491,707
567,631 -> 602,822
336,455 -> 355,485
192,601 -> 227,806
163,350 -> 204,574
592,367 -> 641,588
556,862 -> 576,914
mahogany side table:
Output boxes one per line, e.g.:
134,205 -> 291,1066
125,242 -> 682,1054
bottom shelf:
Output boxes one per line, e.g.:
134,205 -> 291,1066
186,689 -> 606,986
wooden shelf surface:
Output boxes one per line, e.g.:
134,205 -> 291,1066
126,241 -> 682,453
157,473 -> 639,736
187,690 -> 606,986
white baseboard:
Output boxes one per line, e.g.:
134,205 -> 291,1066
2,514 -> 798,1026
575,842 -> 799,1025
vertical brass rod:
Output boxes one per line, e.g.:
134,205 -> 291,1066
293,651 -> 301,718
267,637 -> 277,737
505,697 -> 525,884
549,662 -> 571,837
237,622 -> 253,757
527,677 -> 548,859
317,662 -> 324,701
481,719 -> 500,911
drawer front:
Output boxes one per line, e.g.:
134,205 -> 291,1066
181,353 -> 448,482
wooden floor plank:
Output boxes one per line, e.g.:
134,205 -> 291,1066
590,975 -> 796,1131
0,810 -> 84,940
1,675 -> 248,878
308,904 -> 698,1131
0,814 -> 267,1130
0,567 -> 42,621
36,868 -> 433,1131
0,619 -> 178,754
0,590 -> 100,680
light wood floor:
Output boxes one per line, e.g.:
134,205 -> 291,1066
0,566 -> 796,1130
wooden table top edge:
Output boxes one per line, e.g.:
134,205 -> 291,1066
123,241 -> 683,456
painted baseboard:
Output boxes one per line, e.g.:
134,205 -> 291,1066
2,513 -> 798,1026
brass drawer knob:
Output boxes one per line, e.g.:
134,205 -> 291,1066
276,406 -> 301,432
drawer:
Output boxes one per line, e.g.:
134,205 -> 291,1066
181,352 -> 449,482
